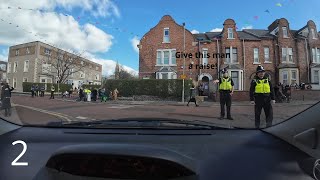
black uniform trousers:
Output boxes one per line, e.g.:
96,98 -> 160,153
220,90 -> 232,118
254,95 -> 273,128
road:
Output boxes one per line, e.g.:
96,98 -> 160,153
3,94 -> 317,128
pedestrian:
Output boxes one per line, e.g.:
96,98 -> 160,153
79,88 -> 84,101
69,88 -> 73,98
213,68 -> 234,120
92,88 -> 98,101
109,90 -> 113,100
35,84 -> 39,97
113,88 -> 119,101
198,82 -> 204,96
249,65 -> 276,128
100,88 -> 107,102
62,90 -> 68,99
50,85 -> 55,99
31,84 -> 35,98
1,83 -> 14,117
40,86 -> 45,97
187,85 -> 199,107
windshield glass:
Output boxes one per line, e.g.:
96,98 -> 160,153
0,0 -> 319,129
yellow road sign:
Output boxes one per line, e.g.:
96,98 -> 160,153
180,74 -> 187,79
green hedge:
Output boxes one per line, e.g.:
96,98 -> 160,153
81,85 -> 101,90
102,79 -> 192,98
22,82 -> 72,93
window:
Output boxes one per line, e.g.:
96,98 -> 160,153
89,64 -> 92,68
231,71 -> 239,90
156,72 -> 176,79
312,48 -> 320,63
264,47 -> 270,62
44,48 -> 51,55
26,47 -> 30,54
24,60 -> 29,72
225,47 -> 237,63
282,47 -> 293,63
282,27 -> 288,38
58,54 -> 63,60
7,63 -> 11,73
156,49 -> 177,65
80,71 -> 85,78
163,28 -> 170,43
13,78 -> 17,88
253,48 -> 259,63
163,51 -> 169,65
162,73 -> 168,79
70,69 -> 74,77
313,70 -> 319,84
95,74 -> 100,80
23,77 -> 28,82
15,49 -> 19,56
282,71 -> 288,85
41,79 -> 46,83
13,62 -> 18,72
42,64 -> 52,74
227,28 -> 234,39
171,50 -> 176,65
96,66 -> 99,71
202,49 -> 208,65
311,29 -> 317,39
291,70 -> 297,85
157,51 -> 162,64
288,48 -> 293,62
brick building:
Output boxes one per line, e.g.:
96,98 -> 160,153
138,15 -> 320,95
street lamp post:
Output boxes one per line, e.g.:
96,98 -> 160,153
182,22 -> 186,103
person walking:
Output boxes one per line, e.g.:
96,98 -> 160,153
79,88 -> 84,101
213,68 -> 234,120
35,84 -> 39,97
113,88 -> 119,101
40,85 -> 45,97
249,65 -> 276,128
187,85 -> 199,107
31,84 -> 35,98
50,85 -> 55,99
92,88 -> 98,101
1,83 -> 14,117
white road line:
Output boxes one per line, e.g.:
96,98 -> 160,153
76,116 -> 88,120
12,103 -> 73,122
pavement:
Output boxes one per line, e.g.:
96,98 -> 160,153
5,94 -> 318,129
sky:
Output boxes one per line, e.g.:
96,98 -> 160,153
0,0 -> 319,77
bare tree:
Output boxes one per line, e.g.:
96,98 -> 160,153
38,45 -> 87,84
118,65 -> 137,79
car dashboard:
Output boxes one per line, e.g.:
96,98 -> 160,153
0,126 -> 316,180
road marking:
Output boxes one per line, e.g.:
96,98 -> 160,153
108,105 -> 137,109
12,103 -> 73,122
76,116 -> 87,120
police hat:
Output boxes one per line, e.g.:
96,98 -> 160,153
256,65 -> 265,73
221,68 -> 228,73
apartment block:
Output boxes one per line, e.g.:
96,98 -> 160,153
7,41 -> 102,91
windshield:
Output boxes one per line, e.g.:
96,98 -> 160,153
0,0 -> 319,129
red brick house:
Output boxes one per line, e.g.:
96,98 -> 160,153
138,15 -> 320,94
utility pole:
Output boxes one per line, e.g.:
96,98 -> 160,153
182,22 -> 186,103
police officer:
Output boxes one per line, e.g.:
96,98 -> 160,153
214,68 -> 234,120
249,65 -> 275,128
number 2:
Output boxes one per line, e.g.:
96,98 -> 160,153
11,140 -> 28,166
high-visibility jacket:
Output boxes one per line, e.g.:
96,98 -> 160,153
254,78 -> 271,93
219,77 -> 232,90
